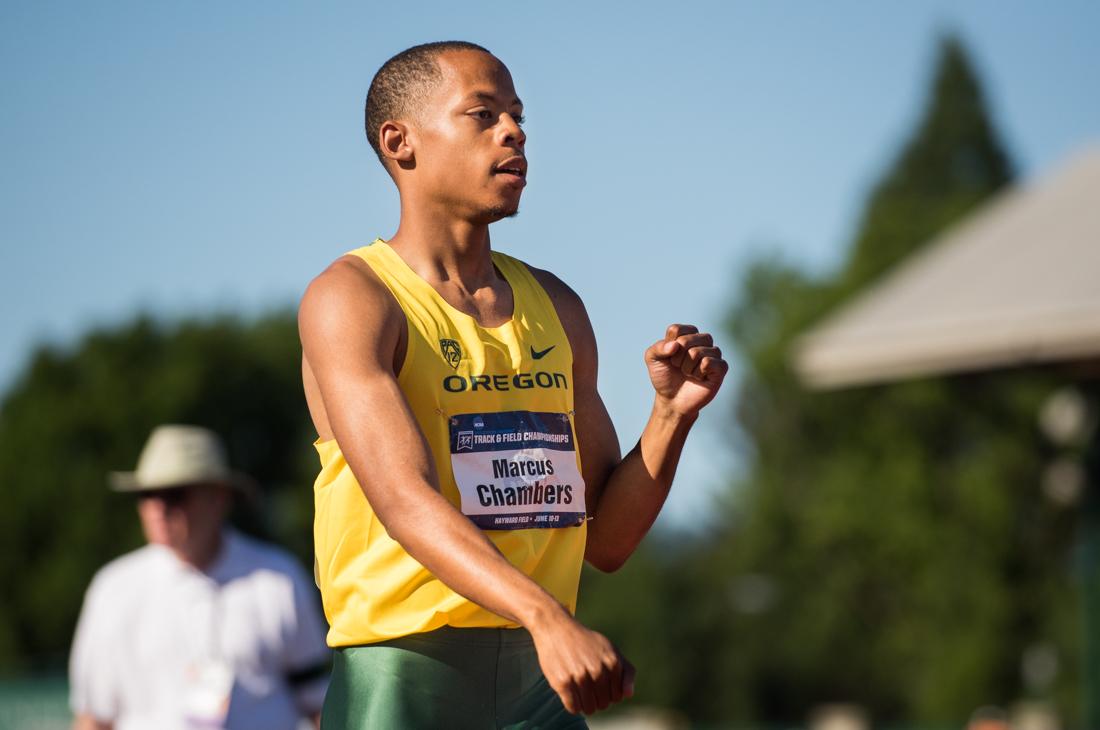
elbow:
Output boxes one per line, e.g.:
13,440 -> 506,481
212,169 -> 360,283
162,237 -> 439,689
591,556 -> 627,574
585,546 -> 629,574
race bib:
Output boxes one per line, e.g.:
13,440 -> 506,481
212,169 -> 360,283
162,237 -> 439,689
183,659 -> 232,728
449,411 -> 586,530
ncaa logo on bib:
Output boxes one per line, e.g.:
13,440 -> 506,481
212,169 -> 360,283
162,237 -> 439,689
439,339 -> 462,369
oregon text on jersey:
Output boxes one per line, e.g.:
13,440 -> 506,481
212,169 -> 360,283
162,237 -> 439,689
442,371 -> 569,393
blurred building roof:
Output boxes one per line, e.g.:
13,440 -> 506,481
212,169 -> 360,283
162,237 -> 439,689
794,146 -> 1100,388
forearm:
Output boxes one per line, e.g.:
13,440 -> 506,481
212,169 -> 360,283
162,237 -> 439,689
368,473 -> 632,716
374,479 -> 570,628
585,399 -> 697,571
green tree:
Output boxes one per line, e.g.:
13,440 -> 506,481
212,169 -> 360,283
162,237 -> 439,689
710,34 -> 1080,725
843,36 -> 1014,287
0,312 -> 318,672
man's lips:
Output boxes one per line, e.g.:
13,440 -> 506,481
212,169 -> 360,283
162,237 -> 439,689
492,156 -> 527,179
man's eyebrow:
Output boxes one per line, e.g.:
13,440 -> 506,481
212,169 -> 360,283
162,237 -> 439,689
466,91 -> 524,107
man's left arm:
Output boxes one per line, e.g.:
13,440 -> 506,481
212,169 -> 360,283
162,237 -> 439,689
536,272 -> 728,572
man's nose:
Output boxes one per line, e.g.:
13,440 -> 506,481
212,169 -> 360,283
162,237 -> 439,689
500,113 -> 525,147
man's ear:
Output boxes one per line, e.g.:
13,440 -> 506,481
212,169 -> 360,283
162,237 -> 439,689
379,121 -> 414,164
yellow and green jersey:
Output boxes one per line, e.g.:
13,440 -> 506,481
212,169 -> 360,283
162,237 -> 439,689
313,239 -> 587,647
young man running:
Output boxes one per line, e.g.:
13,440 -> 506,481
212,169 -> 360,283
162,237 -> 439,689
299,41 -> 727,729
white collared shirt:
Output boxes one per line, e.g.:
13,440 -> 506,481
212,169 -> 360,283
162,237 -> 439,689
70,529 -> 329,730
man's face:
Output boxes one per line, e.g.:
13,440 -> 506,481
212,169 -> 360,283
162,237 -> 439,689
407,50 -> 527,223
136,484 -> 228,561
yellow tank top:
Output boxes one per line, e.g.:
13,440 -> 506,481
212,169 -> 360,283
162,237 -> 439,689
313,240 -> 588,646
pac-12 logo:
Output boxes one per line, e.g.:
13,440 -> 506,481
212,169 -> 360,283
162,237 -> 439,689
439,339 -> 462,369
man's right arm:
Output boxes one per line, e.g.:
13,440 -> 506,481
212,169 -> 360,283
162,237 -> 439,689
298,259 -> 632,715
69,575 -> 116,730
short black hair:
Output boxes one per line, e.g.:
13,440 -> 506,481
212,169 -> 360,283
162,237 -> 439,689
365,41 -> 492,163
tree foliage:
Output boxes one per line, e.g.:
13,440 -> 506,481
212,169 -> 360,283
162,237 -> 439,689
579,35 -> 1081,726
710,35 -> 1079,723
0,312 -> 317,671
842,36 -> 1014,288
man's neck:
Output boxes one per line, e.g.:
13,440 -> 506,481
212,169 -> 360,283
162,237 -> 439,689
387,206 -> 498,291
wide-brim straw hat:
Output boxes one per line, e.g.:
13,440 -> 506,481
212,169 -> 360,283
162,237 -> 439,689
109,424 -> 255,493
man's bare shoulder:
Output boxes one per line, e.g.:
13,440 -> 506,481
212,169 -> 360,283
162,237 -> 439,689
524,262 -> 588,326
523,262 -> 597,367
299,254 -> 401,333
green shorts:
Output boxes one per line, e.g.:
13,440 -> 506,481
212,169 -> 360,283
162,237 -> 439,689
321,626 -> 588,730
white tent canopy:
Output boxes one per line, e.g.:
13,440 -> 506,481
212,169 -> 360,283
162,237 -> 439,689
794,146 -> 1100,389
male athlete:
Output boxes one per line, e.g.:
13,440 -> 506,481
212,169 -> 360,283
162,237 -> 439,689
299,41 -> 727,728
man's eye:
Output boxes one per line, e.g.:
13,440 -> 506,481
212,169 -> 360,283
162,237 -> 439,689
514,114 -> 526,126
475,110 -> 493,120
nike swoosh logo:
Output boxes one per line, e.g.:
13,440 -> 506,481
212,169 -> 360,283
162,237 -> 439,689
530,345 -> 556,360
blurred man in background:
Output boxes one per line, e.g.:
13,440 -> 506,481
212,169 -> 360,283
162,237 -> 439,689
69,424 -> 330,730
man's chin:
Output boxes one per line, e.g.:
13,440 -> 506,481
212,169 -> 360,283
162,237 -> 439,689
480,204 -> 520,224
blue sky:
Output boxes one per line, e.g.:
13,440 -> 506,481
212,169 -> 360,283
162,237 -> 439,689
2,1 -> 1098,528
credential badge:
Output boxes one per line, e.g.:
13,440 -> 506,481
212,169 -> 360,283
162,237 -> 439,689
439,339 -> 462,369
